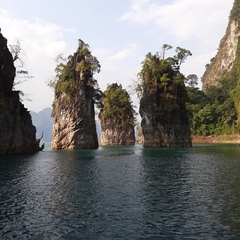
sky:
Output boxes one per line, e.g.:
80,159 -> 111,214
0,0 -> 234,113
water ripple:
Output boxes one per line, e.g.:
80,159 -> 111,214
0,145 -> 240,239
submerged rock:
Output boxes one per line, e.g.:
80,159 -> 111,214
0,32 -> 41,154
51,40 -> 100,149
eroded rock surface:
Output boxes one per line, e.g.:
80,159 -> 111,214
202,0 -> 240,91
52,41 -> 99,149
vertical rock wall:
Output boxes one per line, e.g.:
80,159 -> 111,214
0,32 -> 40,154
140,91 -> 192,148
51,90 -> 98,149
99,119 -> 135,145
51,43 -> 99,149
202,0 -> 240,91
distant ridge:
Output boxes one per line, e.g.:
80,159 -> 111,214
30,107 -> 53,142
30,107 -> 101,143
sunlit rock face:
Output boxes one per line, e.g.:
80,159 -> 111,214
51,92 -> 98,150
99,119 -> 135,146
202,0 -> 240,91
51,42 -> 98,150
0,32 -> 40,154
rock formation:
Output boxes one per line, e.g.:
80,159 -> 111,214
0,32 -> 41,154
99,83 -> 135,145
202,0 -> 240,91
140,95 -> 191,147
136,125 -> 144,144
51,40 -> 100,149
201,0 -> 240,124
139,50 -> 192,147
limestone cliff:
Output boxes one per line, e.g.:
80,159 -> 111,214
99,119 -> 135,145
140,92 -> 191,147
0,32 -> 40,154
99,83 -> 135,145
139,51 -> 192,147
51,40 -> 100,149
202,0 -> 240,91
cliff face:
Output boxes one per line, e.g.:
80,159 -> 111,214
98,83 -> 135,146
99,119 -> 135,145
202,0 -> 240,91
139,51 -> 192,148
140,92 -> 192,147
0,32 -> 40,154
51,41 -> 99,149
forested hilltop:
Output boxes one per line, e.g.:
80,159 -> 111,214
188,0 -> 240,139
138,45 -> 192,147
99,83 -> 136,145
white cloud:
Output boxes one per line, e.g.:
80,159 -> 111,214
0,0 -> 234,112
0,9 -> 72,112
120,0 -> 153,24
109,43 -> 138,61
119,0 -> 234,87
93,43 -> 140,92
120,0 -> 233,48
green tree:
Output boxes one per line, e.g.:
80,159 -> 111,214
49,39 -> 102,107
185,74 -> 198,87
99,83 -> 136,129
168,47 -> 192,72
161,44 -> 173,60
186,77 -> 238,136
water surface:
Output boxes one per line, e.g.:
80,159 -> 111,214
1,144 -> 240,239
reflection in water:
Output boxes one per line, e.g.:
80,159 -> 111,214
0,145 -> 240,238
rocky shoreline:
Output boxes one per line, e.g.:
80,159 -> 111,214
192,135 -> 240,144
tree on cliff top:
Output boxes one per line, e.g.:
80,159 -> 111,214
49,39 -> 102,107
9,38 -> 33,101
99,83 -> 136,128
138,45 -> 191,120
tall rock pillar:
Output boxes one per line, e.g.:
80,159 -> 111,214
0,32 -> 40,154
52,40 -> 100,149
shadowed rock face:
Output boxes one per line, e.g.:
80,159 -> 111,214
140,93 -> 192,148
51,43 -> 99,149
0,32 -> 40,154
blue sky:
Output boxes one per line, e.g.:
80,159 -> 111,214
0,0 -> 234,112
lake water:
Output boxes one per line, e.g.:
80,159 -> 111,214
1,144 -> 240,239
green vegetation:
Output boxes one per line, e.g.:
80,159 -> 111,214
187,27 -> 240,137
187,34 -> 240,136
137,45 -> 191,121
230,0 -> 240,24
49,39 -> 102,104
187,77 -> 239,136
99,83 -> 136,129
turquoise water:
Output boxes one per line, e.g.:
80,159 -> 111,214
1,144 -> 240,239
